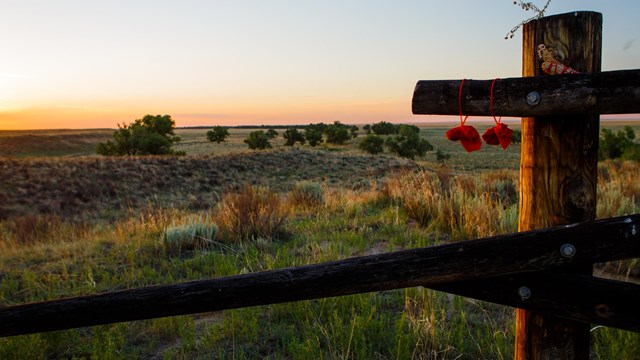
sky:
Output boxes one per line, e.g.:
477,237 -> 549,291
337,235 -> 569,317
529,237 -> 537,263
1,1 -> 639,130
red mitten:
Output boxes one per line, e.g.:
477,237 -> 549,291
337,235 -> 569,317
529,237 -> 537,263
482,127 -> 500,146
482,123 -> 513,150
447,125 -> 481,152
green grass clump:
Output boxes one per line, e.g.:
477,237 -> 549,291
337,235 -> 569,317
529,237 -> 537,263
163,215 -> 218,255
290,180 -> 324,208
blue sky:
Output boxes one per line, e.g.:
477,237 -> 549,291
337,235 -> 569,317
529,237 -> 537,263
1,1 -> 639,129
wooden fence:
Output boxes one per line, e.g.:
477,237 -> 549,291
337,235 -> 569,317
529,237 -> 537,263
1,215 -> 639,338
1,10 -> 639,360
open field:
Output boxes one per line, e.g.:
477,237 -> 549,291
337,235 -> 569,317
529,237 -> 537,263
1,122 -> 639,358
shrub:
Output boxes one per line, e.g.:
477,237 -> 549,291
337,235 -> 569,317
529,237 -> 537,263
97,114 -> 183,156
511,129 -> 522,144
436,149 -> 450,162
290,181 -> 324,208
371,121 -> 398,135
385,125 -> 433,159
163,216 -> 218,255
622,145 -> 640,161
206,126 -> 230,143
385,170 -> 518,240
359,135 -> 385,154
266,129 -> 279,139
324,121 -> 351,145
215,184 -> 289,242
304,127 -> 324,147
599,126 -> 637,160
349,125 -> 359,138
283,128 -> 306,146
244,131 -> 272,150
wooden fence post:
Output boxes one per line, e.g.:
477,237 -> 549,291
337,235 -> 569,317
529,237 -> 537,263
516,11 -> 602,359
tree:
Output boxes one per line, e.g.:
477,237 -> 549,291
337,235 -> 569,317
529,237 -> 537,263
305,126 -> 324,147
359,134 -> 385,154
371,121 -> 398,135
244,130 -> 272,150
511,129 -> 522,144
349,125 -> 359,139
266,129 -> 279,139
599,126 -> 638,160
324,121 -> 351,145
283,128 -> 306,146
206,126 -> 230,143
385,125 -> 433,159
362,124 -> 372,135
97,114 -> 183,156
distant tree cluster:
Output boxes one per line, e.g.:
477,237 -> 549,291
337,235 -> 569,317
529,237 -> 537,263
385,125 -> 433,159
304,125 -> 324,147
358,123 -> 434,159
234,120 -> 435,160
283,128 -> 305,146
97,114 -> 184,156
245,121 -> 359,150
370,121 -> 399,135
599,126 -> 640,161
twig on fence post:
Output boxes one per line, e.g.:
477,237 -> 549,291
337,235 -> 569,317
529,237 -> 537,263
516,11 -> 602,360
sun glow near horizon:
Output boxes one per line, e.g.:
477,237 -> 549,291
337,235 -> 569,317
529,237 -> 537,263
2,1 -> 639,130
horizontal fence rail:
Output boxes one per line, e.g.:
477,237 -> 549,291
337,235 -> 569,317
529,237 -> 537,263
1,214 -> 639,337
433,271 -> 640,332
412,69 -> 640,117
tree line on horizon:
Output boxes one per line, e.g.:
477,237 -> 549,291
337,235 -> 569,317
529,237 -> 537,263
95,116 -> 438,160
96,115 -> 545,161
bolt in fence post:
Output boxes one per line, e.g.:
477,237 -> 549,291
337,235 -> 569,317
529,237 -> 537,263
516,11 -> 602,360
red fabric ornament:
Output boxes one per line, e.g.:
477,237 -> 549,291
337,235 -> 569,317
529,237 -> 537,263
481,78 -> 513,150
446,78 -> 513,152
447,125 -> 482,152
482,122 -> 513,150
446,79 -> 482,152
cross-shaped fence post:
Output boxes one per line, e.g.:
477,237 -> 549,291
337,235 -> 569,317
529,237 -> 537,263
516,11 -> 602,359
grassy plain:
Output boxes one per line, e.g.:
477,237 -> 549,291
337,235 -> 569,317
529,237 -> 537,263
0,121 -> 639,358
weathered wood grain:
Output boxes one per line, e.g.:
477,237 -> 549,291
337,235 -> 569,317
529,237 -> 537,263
411,69 -> 640,117
516,11 -> 602,360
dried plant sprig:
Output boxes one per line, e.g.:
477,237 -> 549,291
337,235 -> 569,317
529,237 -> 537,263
505,0 -> 553,39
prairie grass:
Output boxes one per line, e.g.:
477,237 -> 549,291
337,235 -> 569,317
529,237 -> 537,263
1,127 -> 639,358
163,214 -> 219,256
598,160 -> 640,218
214,184 -> 290,243
290,180 -> 324,208
383,168 -> 519,241
0,148 -> 414,222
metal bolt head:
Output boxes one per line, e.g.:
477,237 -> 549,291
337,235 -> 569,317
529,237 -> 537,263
526,91 -> 541,106
518,286 -> 532,300
560,243 -> 576,258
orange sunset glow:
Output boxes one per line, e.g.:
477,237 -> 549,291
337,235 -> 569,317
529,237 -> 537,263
2,1 -> 639,130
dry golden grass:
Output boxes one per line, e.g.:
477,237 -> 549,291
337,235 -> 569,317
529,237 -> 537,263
598,160 -> 640,218
383,168 -> 519,241
213,184 -> 290,242
0,149 -> 414,223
